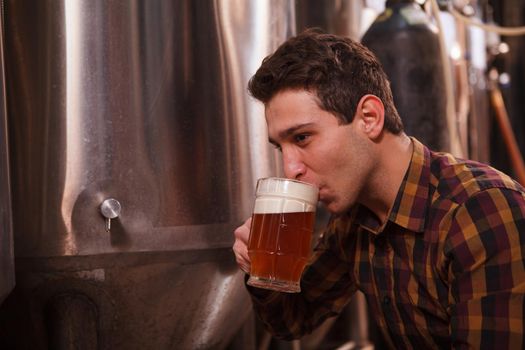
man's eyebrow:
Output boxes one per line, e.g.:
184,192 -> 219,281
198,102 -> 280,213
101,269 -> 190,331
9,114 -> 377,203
268,138 -> 279,147
269,123 -> 315,145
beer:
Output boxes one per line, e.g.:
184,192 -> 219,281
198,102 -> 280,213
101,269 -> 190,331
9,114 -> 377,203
246,177 -> 318,293
248,211 -> 315,283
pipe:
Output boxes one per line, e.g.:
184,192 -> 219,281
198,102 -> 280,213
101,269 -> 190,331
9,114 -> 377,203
489,69 -> 525,186
429,0 -> 464,157
0,0 -> 15,306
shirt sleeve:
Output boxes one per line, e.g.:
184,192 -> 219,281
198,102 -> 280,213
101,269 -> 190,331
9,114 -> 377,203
246,216 -> 358,340
445,187 -> 525,349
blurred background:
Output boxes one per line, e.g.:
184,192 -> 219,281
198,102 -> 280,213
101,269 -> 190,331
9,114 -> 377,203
0,0 -> 524,349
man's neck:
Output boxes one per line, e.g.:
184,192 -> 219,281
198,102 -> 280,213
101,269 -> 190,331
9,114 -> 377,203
358,133 -> 413,224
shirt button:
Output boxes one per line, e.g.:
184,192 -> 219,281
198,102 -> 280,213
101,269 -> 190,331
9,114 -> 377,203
383,295 -> 391,306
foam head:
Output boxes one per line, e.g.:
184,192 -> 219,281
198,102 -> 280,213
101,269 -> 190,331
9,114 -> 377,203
253,177 -> 319,214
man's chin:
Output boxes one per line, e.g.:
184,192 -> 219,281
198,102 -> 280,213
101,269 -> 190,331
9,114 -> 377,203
321,201 -> 343,215
321,199 -> 353,215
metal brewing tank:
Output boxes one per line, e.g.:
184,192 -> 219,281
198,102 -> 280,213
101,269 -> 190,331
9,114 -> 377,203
0,0 -> 294,348
362,0 -> 450,152
295,0 -> 367,40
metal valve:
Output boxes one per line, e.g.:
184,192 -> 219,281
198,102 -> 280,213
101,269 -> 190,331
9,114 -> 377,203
100,198 -> 121,232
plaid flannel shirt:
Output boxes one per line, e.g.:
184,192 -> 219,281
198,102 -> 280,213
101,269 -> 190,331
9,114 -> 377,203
247,138 -> 525,349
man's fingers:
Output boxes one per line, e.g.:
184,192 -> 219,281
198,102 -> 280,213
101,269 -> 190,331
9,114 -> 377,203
233,240 -> 249,264
233,217 -> 253,273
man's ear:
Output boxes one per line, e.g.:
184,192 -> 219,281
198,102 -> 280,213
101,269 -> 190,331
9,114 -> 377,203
355,94 -> 385,140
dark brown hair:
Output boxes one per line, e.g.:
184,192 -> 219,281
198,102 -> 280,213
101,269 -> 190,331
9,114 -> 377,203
248,29 -> 403,134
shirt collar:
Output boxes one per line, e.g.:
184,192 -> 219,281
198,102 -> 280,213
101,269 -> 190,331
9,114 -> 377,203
354,137 -> 430,235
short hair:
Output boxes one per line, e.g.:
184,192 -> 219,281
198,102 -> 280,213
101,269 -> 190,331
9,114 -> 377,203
248,29 -> 404,134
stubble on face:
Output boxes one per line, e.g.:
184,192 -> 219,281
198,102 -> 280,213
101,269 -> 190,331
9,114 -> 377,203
321,126 -> 377,215
264,89 -> 378,216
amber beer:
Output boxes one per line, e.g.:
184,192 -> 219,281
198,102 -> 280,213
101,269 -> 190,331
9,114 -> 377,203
247,177 -> 318,293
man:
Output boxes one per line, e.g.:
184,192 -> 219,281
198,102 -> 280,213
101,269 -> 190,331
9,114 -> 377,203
232,29 -> 525,349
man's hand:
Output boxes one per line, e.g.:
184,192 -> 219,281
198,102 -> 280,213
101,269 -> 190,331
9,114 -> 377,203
233,217 -> 252,273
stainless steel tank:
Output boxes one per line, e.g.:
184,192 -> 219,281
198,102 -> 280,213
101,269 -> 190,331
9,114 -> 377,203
362,0 -> 450,152
295,0 -> 366,40
0,0 -> 294,348
0,9 -> 15,306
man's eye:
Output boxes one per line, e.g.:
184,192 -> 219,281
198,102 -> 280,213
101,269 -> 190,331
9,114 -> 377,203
294,134 -> 309,144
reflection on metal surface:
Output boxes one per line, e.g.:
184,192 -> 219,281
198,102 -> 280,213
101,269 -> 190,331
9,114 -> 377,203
1,0 -> 294,348
295,0 -> 365,40
5,0 -> 292,258
0,8 -> 15,306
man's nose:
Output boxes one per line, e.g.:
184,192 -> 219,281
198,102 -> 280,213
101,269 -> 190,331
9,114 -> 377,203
282,149 -> 306,180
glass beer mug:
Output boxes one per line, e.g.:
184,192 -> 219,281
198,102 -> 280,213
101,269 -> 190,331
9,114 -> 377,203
247,177 -> 318,293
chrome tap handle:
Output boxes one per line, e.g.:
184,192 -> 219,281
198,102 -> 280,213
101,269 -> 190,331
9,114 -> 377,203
100,198 -> 121,232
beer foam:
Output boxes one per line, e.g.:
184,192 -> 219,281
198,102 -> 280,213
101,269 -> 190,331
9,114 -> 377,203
253,177 -> 318,214
254,197 -> 316,213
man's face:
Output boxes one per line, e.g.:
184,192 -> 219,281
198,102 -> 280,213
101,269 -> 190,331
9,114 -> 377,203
266,89 -> 375,214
